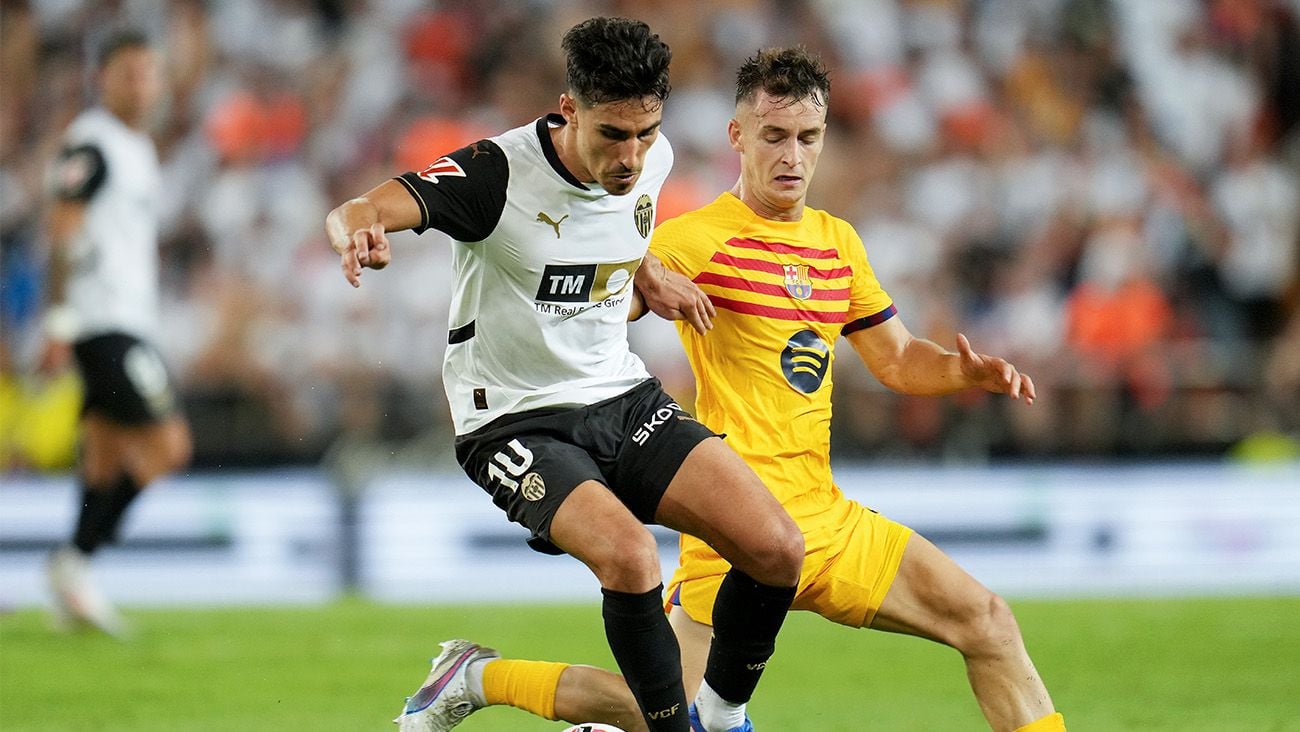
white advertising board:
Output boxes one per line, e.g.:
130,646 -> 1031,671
0,472 -> 341,607
357,463 -> 1300,602
3,463 -> 1296,607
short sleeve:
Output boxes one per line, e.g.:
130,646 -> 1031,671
51,144 -> 108,202
394,139 -> 509,242
840,224 -> 897,335
649,215 -> 714,281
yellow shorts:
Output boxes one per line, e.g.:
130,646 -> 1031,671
666,496 -> 912,629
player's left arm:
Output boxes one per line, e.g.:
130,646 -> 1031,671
845,318 -> 1035,403
632,215 -> 717,333
630,251 -> 715,333
838,219 -> 1033,402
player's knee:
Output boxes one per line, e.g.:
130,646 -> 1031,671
588,529 -> 662,592
165,427 -> 192,472
130,428 -> 190,485
748,515 -> 804,586
156,420 -> 192,472
958,592 -> 1023,657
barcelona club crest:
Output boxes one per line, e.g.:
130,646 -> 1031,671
783,263 -> 813,300
634,194 -> 654,239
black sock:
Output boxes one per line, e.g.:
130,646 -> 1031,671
704,568 -> 797,704
601,585 -> 689,731
96,473 -> 141,547
71,479 -> 115,555
70,474 -> 141,555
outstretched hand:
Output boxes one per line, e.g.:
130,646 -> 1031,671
340,222 -> 391,288
956,333 -> 1035,404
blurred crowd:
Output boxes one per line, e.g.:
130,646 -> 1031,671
2,0 -> 1299,469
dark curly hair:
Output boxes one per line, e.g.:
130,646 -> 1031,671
735,47 -> 830,107
561,17 -> 672,107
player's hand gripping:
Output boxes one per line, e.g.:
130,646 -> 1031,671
340,222 -> 390,288
635,253 -> 716,334
956,333 -> 1036,404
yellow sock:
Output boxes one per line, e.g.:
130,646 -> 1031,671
482,659 -> 570,721
1015,712 -> 1066,732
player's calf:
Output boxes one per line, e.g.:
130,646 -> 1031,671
695,568 -> 796,731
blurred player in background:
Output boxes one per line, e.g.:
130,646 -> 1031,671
437,48 -> 1067,732
325,17 -> 801,732
40,29 -> 192,636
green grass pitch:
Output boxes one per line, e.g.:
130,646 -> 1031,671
2,596 -> 1299,730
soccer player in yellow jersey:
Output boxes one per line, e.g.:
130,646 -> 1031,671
420,48 -> 1065,732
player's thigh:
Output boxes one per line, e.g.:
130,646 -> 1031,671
550,479 -> 661,593
122,415 -> 192,483
457,423 -> 607,556
78,413 -> 131,483
652,437 -> 800,581
668,604 -> 713,700
870,532 -> 998,647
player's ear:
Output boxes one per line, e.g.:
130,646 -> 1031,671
727,117 -> 743,153
559,93 -> 579,126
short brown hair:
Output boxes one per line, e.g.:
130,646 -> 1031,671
735,47 -> 830,107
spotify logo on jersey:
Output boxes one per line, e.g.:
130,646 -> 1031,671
781,329 -> 831,393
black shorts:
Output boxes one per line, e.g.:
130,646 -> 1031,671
73,332 -> 179,425
455,378 -> 719,555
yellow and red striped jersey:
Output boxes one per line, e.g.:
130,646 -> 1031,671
650,192 -> 895,517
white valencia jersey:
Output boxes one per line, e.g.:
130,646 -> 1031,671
52,107 -> 162,340
395,115 -> 672,434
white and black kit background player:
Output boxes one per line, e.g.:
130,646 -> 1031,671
39,30 -> 192,636
326,17 -> 804,732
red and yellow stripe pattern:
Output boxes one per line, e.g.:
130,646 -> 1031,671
650,192 -> 894,512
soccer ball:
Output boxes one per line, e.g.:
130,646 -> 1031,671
559,725 -> 626,732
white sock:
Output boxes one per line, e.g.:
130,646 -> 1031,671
464,657 -> 492,707
695,679 -> 746,731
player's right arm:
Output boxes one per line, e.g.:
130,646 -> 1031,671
325,179 -> 422,288
39,144 -> 103,374
327,140 -> 509,288
38,200 -> 87,374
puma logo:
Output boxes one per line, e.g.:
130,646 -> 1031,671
746,662 -> 767,671
469,142 -> 489,158
647,702 -> 680,719
536,211 -> 569,238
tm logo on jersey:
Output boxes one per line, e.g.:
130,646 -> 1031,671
781,329 -> 831,393
534,258 -> 641,313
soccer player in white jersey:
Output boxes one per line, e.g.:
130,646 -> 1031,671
325,17 -> 801,732
38,30 -> 192,636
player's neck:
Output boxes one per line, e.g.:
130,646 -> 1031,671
550,123 -> 594,185
731,181 -> 805,222
103,101 -> 146,131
